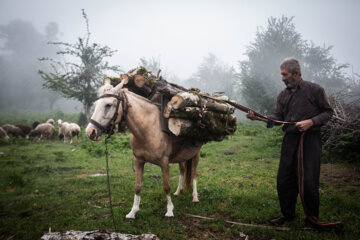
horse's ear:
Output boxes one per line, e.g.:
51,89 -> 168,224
113,80 -> 125,92
103,78 -> 111,85
98,80 -> 114,96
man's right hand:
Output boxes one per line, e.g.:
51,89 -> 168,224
246,110 -> 257,120
246,110 -> 268,122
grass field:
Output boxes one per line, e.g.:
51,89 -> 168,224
0,122 -> 359,240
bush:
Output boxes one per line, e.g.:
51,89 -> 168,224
322,134 -> 360,164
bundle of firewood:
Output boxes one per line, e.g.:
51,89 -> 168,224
322,88 -> 360,150
105,67 -> 237,142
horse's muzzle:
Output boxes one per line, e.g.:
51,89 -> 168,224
86,124 -> 102,141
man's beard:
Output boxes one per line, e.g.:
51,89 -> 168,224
284,77 -> 297,89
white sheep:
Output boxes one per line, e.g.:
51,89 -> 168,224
57,119 -> 81,144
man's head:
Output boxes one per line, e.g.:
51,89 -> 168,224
280,58 -> 302,90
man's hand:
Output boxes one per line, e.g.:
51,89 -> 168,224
295,119 -> 314,132
246,110 -> 268,122
246,110 -> 257,120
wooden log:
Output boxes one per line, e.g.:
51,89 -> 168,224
168,118 -> 193,136
164,93 -> 235,118
205,99 -> 235,114
168,112 -> 237,141
164,107 -> 204,119
134,75 -> 146,88
154,77 -> 188,98
104,67 -> 157,98
41,230 -> 159,240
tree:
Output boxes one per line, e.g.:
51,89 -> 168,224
39,9 -> 121,119
185,53 -> 237,99
237,16 -> 349,114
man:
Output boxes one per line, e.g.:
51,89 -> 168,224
247,58 -> 333,226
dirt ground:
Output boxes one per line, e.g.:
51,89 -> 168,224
320,163 -> 360,187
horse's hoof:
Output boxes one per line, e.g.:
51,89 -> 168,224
125,216 -> 135,220
164,215 -> 174,219
192,199 -> 199,203
125,213 -> 136,219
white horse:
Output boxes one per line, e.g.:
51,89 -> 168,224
86,81 -> 203,219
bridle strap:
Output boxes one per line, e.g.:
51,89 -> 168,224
90,91 -> 129,135
89,119 -> 108,133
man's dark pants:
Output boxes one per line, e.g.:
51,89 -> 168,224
277,131 -> 322,219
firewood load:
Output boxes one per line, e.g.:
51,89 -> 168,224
105,67 -> 237,142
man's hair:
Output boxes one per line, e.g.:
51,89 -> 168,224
280,58 -> 301,76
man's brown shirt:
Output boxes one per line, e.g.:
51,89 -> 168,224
268,80 -> 333,132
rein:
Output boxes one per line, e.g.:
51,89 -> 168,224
202,95 -> 294,125
89,90 -> 130,232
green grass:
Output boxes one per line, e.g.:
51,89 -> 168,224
0,123 -> 359,240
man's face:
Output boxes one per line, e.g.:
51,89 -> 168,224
281,68 -> 297,89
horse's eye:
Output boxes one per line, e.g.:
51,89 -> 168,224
105,103 -> 113,108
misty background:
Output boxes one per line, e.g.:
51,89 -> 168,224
0,0 -> 359,115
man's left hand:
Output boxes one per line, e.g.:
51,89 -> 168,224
295,119 -> 314,132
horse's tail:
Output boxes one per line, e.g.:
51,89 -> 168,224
185,158 -> 193,190
185,150 -> 200,190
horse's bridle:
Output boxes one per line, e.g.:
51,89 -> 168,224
89,90 -> 130,136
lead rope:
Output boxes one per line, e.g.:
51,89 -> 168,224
104,103 -> 120,232
105,134 -> 118,232
297,132 -> 344,228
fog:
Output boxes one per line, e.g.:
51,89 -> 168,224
0,0 -> 359,113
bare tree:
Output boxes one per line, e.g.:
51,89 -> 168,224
39,9 -> 121,119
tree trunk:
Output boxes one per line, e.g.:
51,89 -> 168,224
84,102 -> 91,120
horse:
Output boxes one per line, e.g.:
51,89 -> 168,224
86,81 -> 203,219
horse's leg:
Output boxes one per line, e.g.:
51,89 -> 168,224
70,136 -> 73,144
126,156 -> 145,219
174,162 -> 185,196
161,163 -> 174,217
191,151 -> 200,203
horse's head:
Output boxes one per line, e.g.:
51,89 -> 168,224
86,79 -> 126,141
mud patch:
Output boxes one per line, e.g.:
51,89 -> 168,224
76,170 -> 106,178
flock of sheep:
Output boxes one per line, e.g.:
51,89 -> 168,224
0,119 -> 81,144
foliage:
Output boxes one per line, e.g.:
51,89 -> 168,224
38,9 -> 122,119
184,53 -> 237,99
138,56 -> 162,76
237,16 -> 349,114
